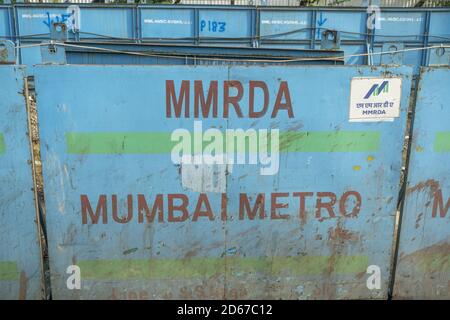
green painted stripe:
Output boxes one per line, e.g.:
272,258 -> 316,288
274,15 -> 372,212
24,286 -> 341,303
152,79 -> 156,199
419,253 -> 450,273
78,256 -> 368,280
434,132 -> 450,152
412,252 -> 450,273
279,131 -> 379,152
0,261 -> 19,281
66,131 -> 380,154
66,132 -> 172,154
0,134 -> 5,154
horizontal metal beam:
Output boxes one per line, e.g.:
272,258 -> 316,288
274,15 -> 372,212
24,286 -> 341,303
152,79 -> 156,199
62,41 -> 344,65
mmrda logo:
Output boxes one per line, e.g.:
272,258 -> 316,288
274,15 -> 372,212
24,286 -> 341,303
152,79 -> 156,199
364,80 -> 389,99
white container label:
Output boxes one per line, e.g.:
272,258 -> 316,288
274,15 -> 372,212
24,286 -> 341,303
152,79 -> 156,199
349,77 -> 402,122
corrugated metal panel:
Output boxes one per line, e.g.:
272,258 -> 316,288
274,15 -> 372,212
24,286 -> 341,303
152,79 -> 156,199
34,64 -> 413,299
393,67 -> 450,299
0,65 -> 43,300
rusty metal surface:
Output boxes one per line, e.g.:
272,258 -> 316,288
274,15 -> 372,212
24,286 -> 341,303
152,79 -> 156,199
34,64 -> 413,299
0,66 -> 43,299
393,67 -> 450,300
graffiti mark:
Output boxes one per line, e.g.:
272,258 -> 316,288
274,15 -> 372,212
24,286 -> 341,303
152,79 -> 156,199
200,20 -> 226,33
42,12 -> 73,31
316,12 -> 328,39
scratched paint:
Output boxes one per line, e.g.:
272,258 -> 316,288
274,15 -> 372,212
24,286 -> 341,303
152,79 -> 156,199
0,66 -> 42,299
33,64 -> 413,299
394,67 -> 450,300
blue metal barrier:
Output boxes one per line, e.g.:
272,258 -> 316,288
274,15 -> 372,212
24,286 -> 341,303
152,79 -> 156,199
0,65 -> 43,300
393,66 -> 450,300
0,3 -> 448,300
34,64 -> 412,299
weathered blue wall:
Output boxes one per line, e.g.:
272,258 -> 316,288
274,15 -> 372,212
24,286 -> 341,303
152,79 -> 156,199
394,67 -> 450,300
34,64 -> 412,299
0,65 -> 42,300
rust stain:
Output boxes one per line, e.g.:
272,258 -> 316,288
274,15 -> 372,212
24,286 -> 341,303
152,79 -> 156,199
324,220 -> 356,299
300,209 -> 307,227
18,271 -> 27,300
355,270 -> 366,280
328,226 -> 359,243
321,219 -> 363,299
406,179 -> 440,196
184,247 -> 201,259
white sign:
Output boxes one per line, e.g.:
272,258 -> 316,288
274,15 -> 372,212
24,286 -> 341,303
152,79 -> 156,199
261,19 -> 307,25
143,19 -> 192,25
349,77 -> 402,122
